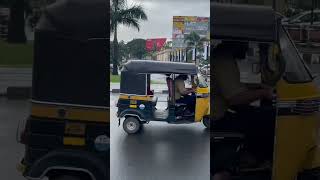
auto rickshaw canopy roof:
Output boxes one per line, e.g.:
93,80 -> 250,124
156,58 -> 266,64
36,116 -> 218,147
212,3 -> 279,42
32,0 -> 109,107
36,0 -> 107,39
122,60 -> 198,75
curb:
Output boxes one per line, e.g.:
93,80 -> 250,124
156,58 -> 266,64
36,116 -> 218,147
110,89 -> 168,94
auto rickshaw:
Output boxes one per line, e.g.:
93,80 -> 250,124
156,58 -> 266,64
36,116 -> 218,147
16,1 -> 109,180
117,60 -> 210,134
212,3 -> 320,180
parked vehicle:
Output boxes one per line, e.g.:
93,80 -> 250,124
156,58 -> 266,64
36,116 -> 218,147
282,9 -> 320,25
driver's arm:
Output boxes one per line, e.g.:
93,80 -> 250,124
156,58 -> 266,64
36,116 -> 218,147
177,80 -> 194,95
215,56 -> 272,106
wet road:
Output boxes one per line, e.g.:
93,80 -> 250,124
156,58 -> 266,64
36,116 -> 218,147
110,94 -> 210,180
0,68 -> 32,94
0,98 -> 28,180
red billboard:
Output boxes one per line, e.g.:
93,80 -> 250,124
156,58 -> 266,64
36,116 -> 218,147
146,38 -> 167,52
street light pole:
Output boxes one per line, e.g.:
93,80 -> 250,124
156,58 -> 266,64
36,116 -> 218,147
311,0 -> 315,25
272,0 -> 276,10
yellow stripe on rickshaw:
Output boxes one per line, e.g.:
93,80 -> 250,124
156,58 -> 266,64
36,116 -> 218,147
31,104 -> 109,123
63,137 -> 86,146
119,94 -> 154,101
196,87 -> 209,94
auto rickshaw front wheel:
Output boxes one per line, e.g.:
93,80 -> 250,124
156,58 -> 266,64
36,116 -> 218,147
123,117 -> 141,134
202,116 -> 210,129
49,175 -> 88,180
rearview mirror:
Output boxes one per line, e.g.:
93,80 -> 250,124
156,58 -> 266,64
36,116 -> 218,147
252,63 -> 261,74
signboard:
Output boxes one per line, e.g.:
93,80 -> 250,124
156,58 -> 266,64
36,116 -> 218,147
146,38 -> 167,52
172,16 -> 209,48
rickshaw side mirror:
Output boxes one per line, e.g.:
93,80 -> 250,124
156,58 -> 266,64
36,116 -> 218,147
252,63 -> 261,74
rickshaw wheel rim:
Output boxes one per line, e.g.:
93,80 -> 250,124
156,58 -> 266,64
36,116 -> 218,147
127,122 -> 137,131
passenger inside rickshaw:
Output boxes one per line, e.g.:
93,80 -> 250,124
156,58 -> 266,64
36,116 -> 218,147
166,74 -> 198,115
212,40 -> 284,170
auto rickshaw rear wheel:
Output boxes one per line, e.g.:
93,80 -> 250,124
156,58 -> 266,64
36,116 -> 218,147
123,117 -> 141,134
203,116 -> 210,129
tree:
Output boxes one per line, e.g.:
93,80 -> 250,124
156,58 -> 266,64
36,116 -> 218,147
110,40 -> 129,67
184,31 -> 208,65
110,0 -> 147,75
126,38 -> 146,59
163,41 -> 172,49
7,0 -> 27,43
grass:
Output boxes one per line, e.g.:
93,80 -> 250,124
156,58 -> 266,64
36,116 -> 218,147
111,74 -> 121,83
110,74 -> 165,84
0,40 -> 33,67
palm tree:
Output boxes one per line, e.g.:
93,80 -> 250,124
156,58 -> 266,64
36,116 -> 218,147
184,31 -> 208,65
111,0 -> 147,75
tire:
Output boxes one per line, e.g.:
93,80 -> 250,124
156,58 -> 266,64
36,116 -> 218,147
49,175 -> 83,180
123,117 -> 141,134
203,116 -> 210,129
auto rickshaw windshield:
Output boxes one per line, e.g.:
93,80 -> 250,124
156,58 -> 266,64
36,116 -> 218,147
197,74 -> 208,88
279,26 -> 313,83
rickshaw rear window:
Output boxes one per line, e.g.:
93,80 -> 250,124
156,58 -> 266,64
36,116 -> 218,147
279,27 -> 312,83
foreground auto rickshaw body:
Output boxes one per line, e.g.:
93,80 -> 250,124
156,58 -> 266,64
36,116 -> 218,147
17,1 -> 109,180
117,60 -> 210,134
212,3 -> 320,180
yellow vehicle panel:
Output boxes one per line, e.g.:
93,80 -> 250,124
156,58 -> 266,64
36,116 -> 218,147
272,114 -> 318,180
195,87 -> 210,122
273,79 -> 320,180
31,103 -> 109,123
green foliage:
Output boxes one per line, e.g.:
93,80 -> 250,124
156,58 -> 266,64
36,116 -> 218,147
0,40 -> 33,67
126,38 -> 146,59
110,74 -> 121,83
110,0 -> 148,75
184,31 -> 208,53
110,40 -> 128,65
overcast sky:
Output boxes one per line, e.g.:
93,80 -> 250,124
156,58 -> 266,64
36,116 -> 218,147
114,0 -> 210,42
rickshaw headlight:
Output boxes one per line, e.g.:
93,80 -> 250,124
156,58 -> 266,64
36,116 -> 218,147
139,104 -> 145,110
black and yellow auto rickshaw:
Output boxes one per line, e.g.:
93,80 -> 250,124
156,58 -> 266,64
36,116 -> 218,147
117,60 -> 210,134
212,3 -> 320,180
16,1 -> 109,180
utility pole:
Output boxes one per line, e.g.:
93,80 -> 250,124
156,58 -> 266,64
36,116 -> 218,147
272,0 -> 276,10
311,0 -> 315,25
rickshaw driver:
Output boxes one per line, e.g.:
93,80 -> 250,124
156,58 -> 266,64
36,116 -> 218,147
174,74 -> 197,114
212,41 -> 275,179
213,41 -> 274,120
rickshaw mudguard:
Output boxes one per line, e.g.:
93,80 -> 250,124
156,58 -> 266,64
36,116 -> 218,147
118,109 -> 146,122
24,149 -> 107,180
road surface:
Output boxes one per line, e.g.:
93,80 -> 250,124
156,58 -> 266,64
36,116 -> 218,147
0,98 -> 28,180
110,93 -> 210,180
